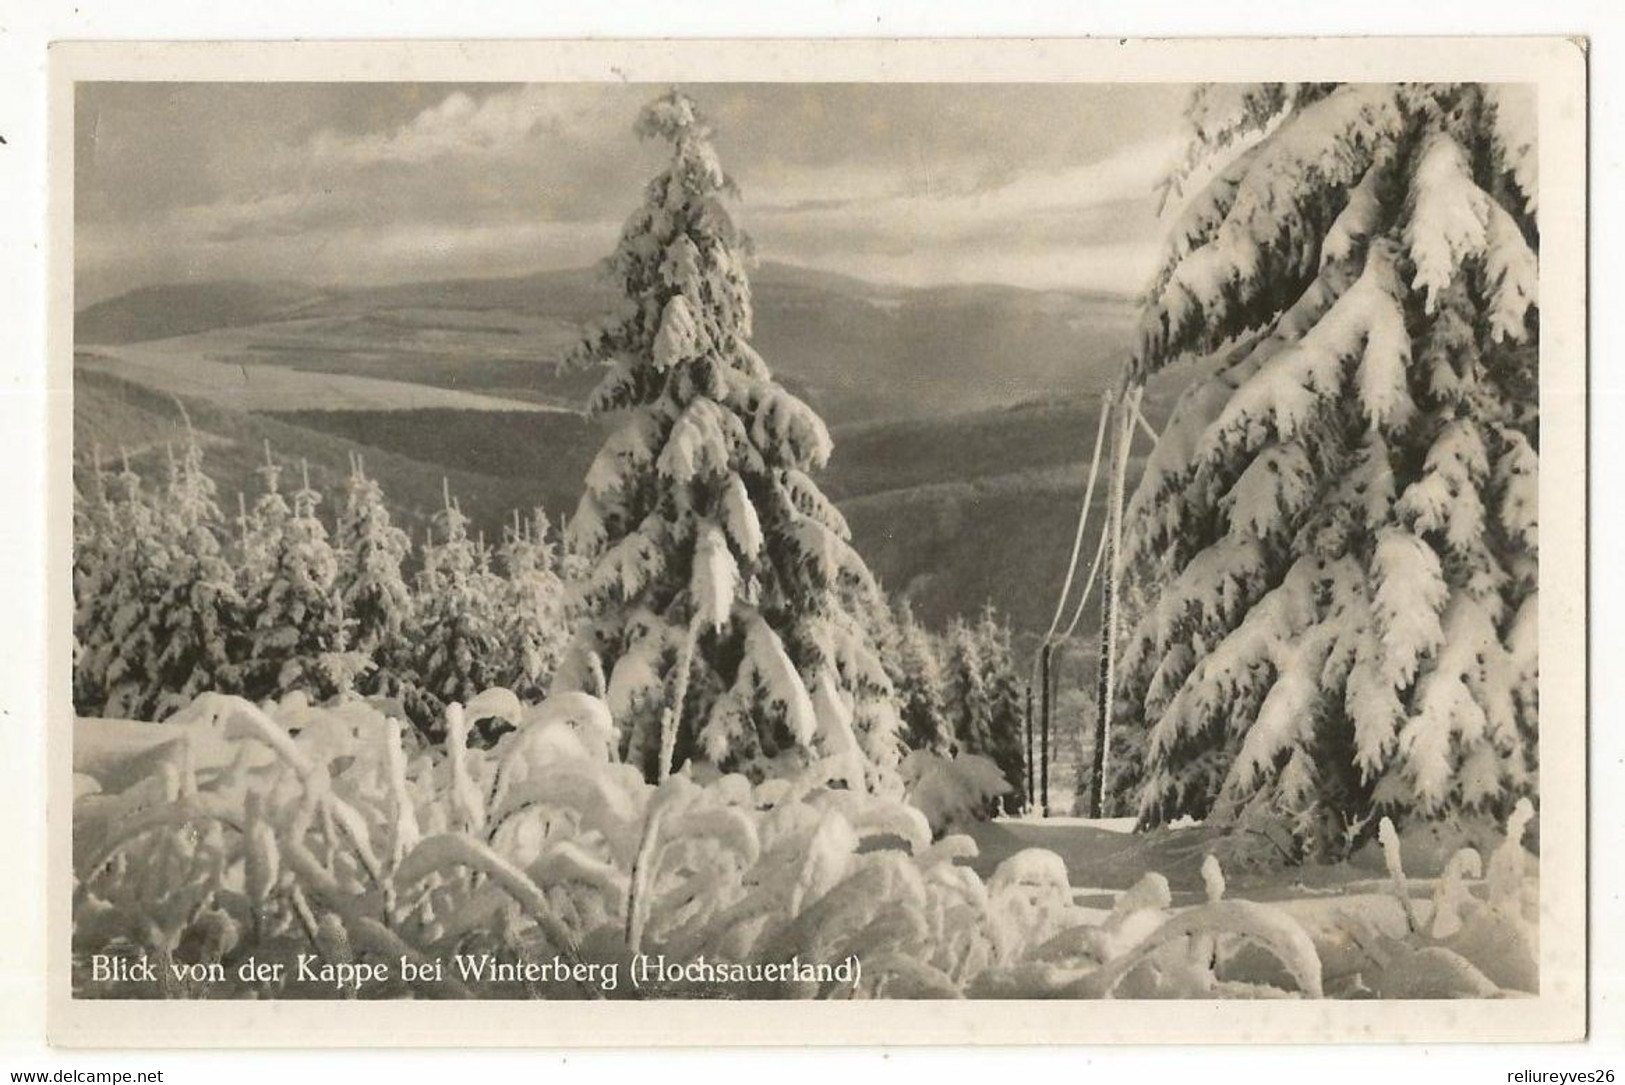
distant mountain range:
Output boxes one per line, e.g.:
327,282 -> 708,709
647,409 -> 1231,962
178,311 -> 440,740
74,262 -> 1168,637
76,261 -> 1139,423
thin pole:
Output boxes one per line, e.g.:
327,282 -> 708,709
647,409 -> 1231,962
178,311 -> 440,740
1039,642 -> 1052,817
1024,684 -> 1035,813
1091,384 -> 1139,819
1023,394 -> 1113,814
1089,480 -> 1114,813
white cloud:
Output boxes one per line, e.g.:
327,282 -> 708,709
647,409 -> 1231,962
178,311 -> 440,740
734,134 -> 1180,294
308,85 -> 623,167
742,132 -> 1178,225
79,85 -> 1186,300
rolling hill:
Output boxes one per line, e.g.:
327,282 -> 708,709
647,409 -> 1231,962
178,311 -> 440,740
73,368 -> 561,547
266,391 -> 1188,637
75,280 -> 332,345
75,262 -> 1138,423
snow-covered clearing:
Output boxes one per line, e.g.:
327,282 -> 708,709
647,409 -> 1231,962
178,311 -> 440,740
967,814 -> 1529,909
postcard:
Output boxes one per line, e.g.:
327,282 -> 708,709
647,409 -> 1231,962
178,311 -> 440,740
47,36 -> 1588,1045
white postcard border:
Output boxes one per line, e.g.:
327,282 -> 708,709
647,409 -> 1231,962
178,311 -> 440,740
45,35 -> 1589,1047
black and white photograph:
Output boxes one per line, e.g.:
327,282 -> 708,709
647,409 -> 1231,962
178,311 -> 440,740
40,37 -> 1588,1047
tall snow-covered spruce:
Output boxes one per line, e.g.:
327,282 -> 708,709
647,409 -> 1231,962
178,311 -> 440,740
1119,84 -> 1538,850
559,90 -> 902,788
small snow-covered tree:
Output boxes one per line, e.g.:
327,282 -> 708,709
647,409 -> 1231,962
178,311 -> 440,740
559,89 -> 901,787
412,486 -> 503,735
75,451 -> 168,718
492,508 -> 568,702
334,455 -> 415,696
147,426 -> 241,716
237,444 -> 292,605
974,607 -> 1029,804
943,619 -> 992,759
243,460 -> 356,702
1119,83 -> 1538,850
72,449 -> 121,714
888,601 -> 953,755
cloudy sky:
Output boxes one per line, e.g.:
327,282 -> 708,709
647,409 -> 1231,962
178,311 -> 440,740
75,82 -> 1193,305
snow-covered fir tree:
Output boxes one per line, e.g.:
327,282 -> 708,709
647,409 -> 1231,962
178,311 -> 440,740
558,89 -> 902,787
492,508 -> 568,702
887,601 -> 954,755
973,607 -> 1029,804
90,453 -> 180,718
71,449 -> 120,715
73,450 -> 168,718
943,619 -> 992,758
146,425 -> 242,716
1118,83 -> 1538,851
333,454 -> 415,696
412,485 -> 504,736
237,443 -> 292,607
243,459 -> 357,702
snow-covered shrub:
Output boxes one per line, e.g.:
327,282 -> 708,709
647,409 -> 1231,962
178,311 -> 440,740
1292,807 -> 1538,998
558,90 -> 901,786
71,692 -> 1443,1001
899,749 -> 1011,836
1120,83 -> 1539,850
